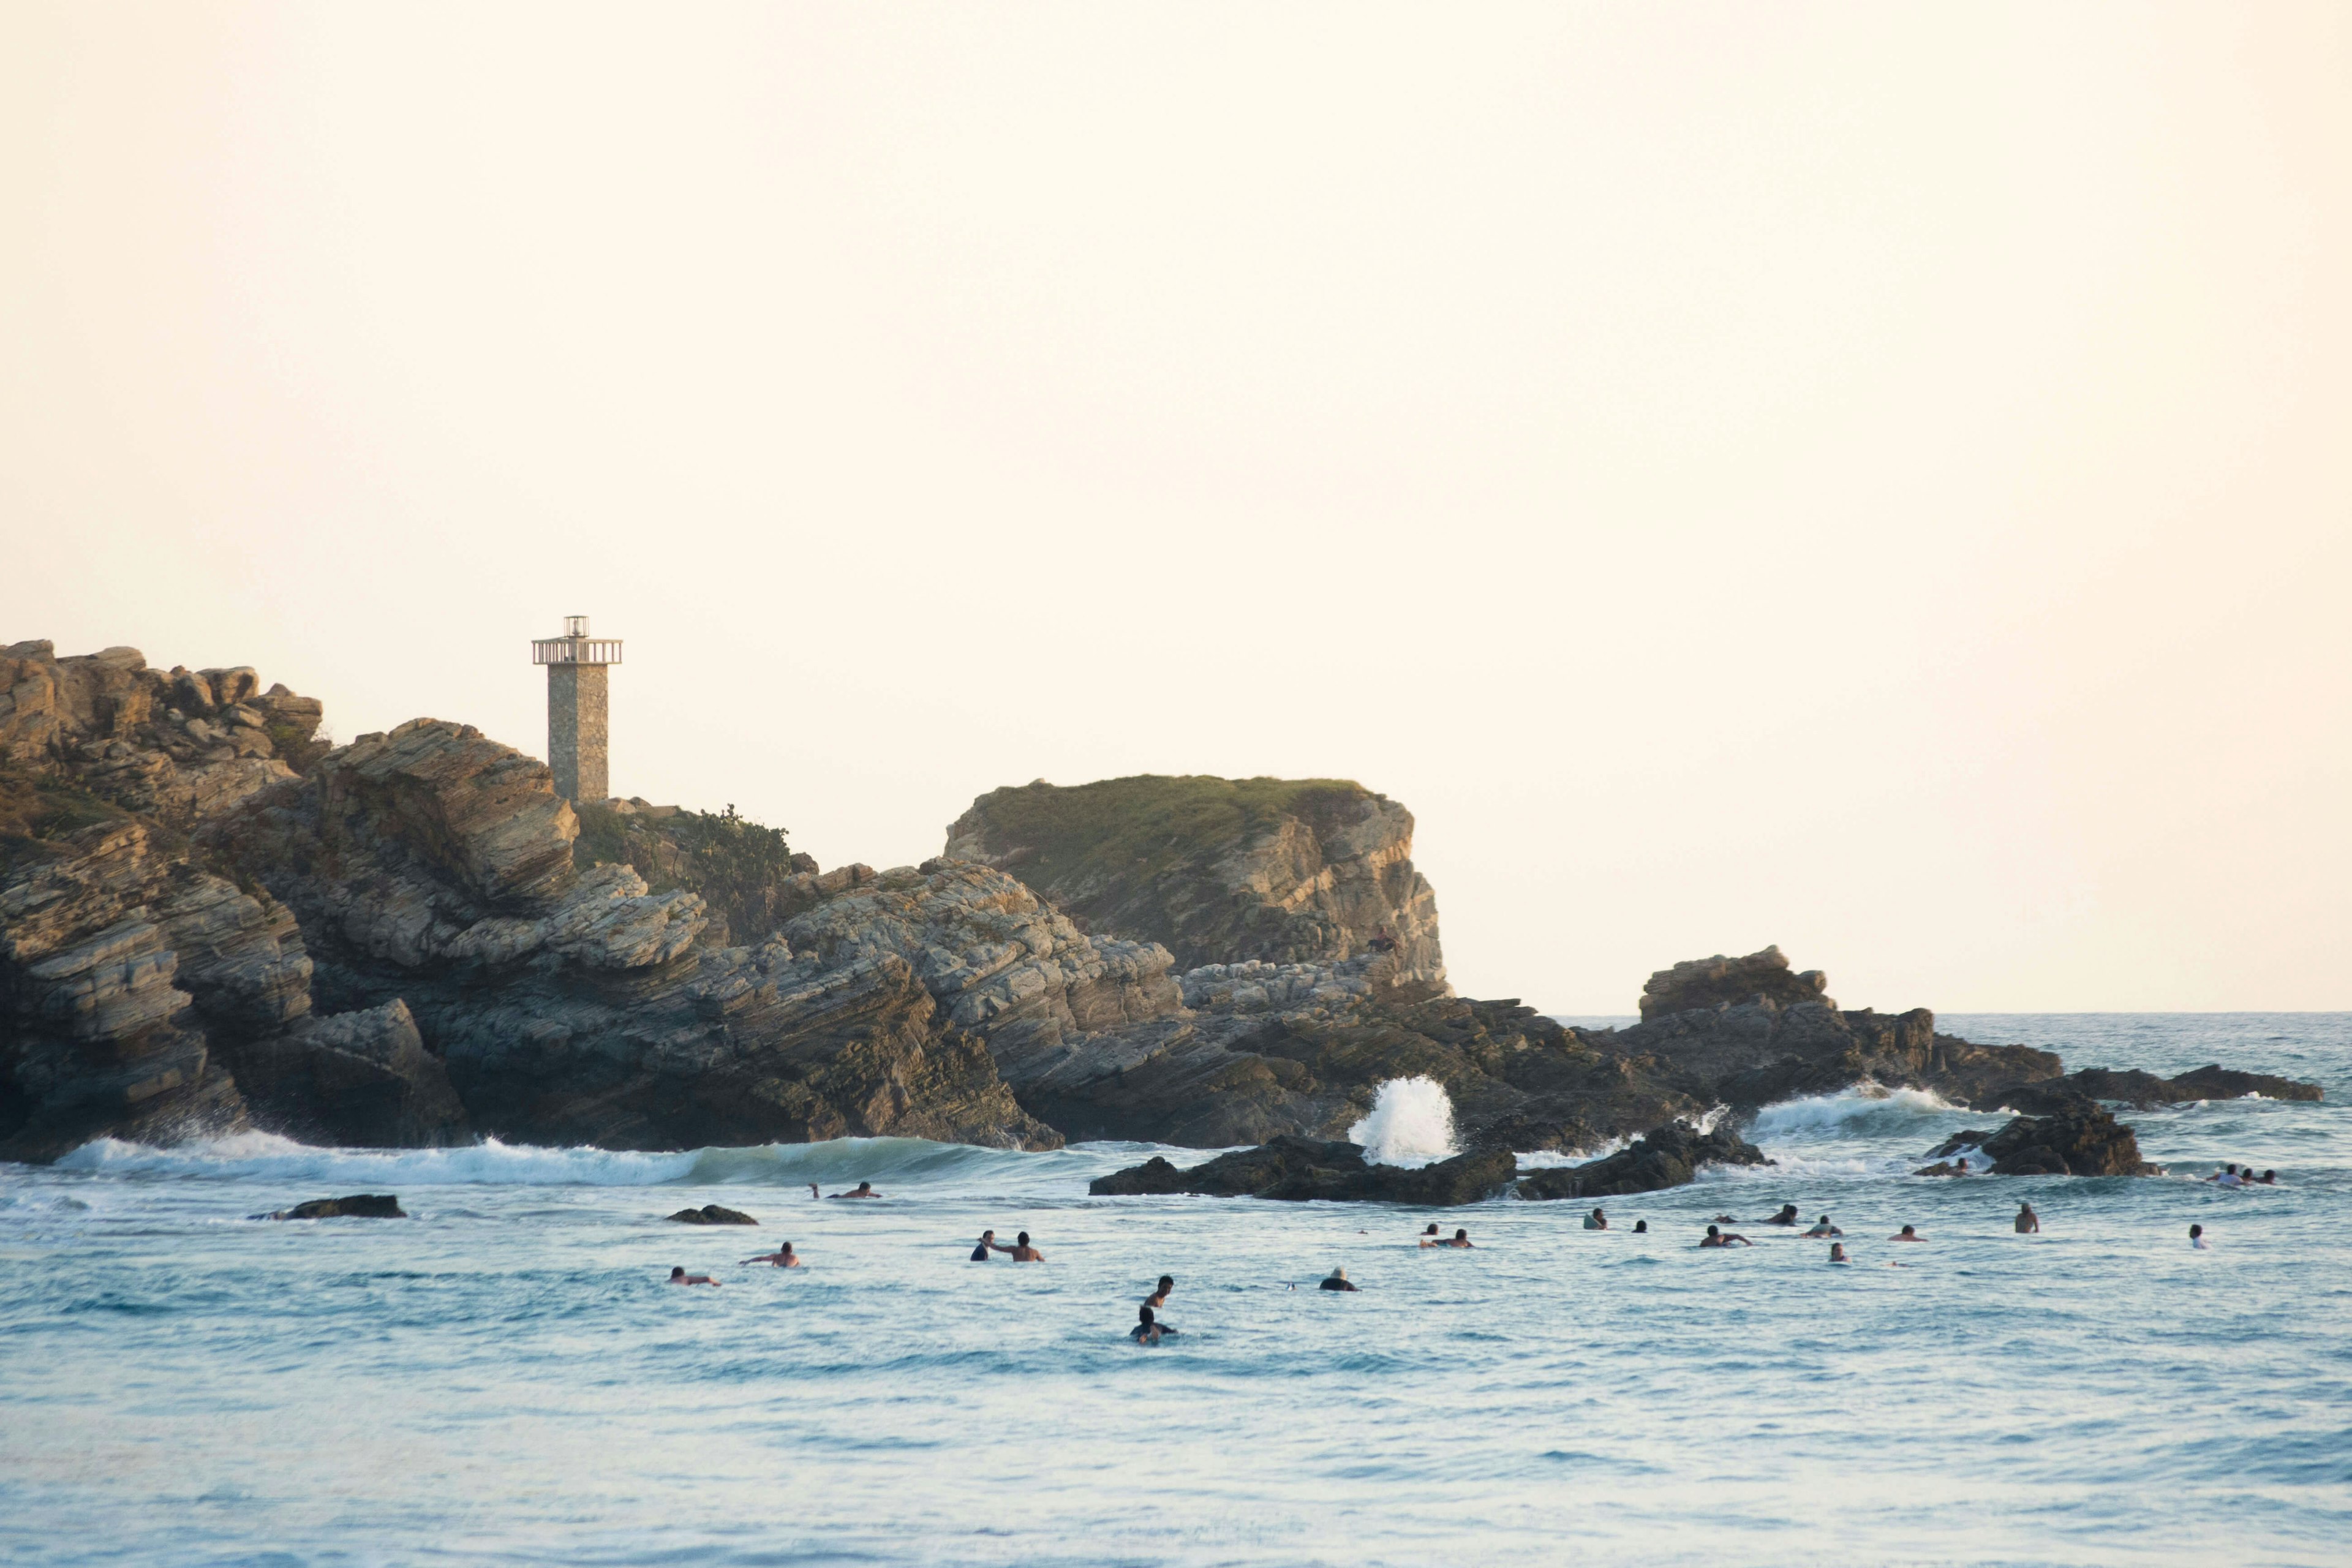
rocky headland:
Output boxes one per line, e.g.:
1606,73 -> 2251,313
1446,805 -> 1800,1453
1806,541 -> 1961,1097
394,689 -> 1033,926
1,635 -> 2322,1175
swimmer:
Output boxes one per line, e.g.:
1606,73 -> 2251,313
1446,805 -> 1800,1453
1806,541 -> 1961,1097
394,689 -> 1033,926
1420,1228 -> 1472,1249
826,1181 -> 881,1199
808,1183 -> 819,1200
2190,1224 -> 2208,1250
668,1267 -> 722,1286
1144,1274 -> 1175,1311
1632,1219 -> 1648,1235
1421,1223 -> 1440,1238
1828,1243 -> 1850,1264
1765,1204 -> 1800,1226
1583,1208 -> 1608,1231
1131,1305 -> 1163,1346
1890,1224 -> 1924,1241
1699,1225 -> 1752,1249
2260,1170 -> 2278,1185
1802,1215 -> 1842,1238
2014,1203 -> 2039,1235
970,1229 -> 998,1261
739,1242 -> 802,1267
1008,1230 -> 1045,1261
1711,1214 -> 1736,1224
2204,1164 -> 2242,1187
1319,1267 -> 1359,1292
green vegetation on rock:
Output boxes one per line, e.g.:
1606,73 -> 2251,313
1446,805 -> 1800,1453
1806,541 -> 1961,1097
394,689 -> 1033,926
573,801 -> 800,946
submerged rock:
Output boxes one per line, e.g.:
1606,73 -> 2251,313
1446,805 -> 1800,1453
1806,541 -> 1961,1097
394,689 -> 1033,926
262,1193 -> 405,1219
1088,1135 -> 1514,1205
666,1204 -> 757,1225
1996,1062 -> 2323,1115
1516,1120 -> 1770,1200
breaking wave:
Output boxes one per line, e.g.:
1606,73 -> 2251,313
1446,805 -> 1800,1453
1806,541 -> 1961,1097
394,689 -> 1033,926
50,1132 -> 1129,1188
1349,1076 -> 1459,1167
1747,1084 -> 1970,1143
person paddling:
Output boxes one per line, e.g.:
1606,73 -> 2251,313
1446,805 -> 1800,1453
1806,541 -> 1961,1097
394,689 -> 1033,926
740,1242 -> 802,1267
668,1267 -> 722,1287
1319,1267 -> 1359,1292
827,1181 -> 881,1199
1802,1215 -> 1842,1238
1700,1225 -> 1752,1249
1420,1228 -> 1472,1249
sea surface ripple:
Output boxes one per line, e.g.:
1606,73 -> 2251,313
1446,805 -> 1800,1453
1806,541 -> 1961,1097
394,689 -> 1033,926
3,1014 -> 2348,1566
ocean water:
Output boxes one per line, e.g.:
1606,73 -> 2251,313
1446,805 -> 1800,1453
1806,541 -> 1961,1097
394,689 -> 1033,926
2,1014 -> 2347,1567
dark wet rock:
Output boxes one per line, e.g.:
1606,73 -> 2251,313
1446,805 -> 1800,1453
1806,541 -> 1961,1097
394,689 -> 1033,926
1991,1061 -> 2324,1117
263,1193 -> 405,1219
1515,1120 -> 1770,1200
1088,1135 -> 1514,1205
1639,945 -> 1833,1020
1926,1129 -> 1999,1159
1942,1106 -> 2157,1177
666,1204 -> 757,1225
217,999 -> 469,1149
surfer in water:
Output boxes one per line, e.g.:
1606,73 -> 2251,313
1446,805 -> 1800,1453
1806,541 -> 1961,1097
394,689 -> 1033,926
1319,1268 -> 1359,1291
1765,1204 -> 1801,1226
970,1229 -> 999,1261
827,1181 -> 881,1199
1700,1226 -> 1752,1249
1828,1243 -> 1850,1263
1420,1223 -> 1440,1238
1144,1275 -> 1175,1311
2190,1224 -> 2209,1250
1632,1220 -> 1648,1235
1131,1306 -> 1164,1346
668,1267 -> 722,1287
1007,1231 -> 1045,1261
1802,1215 -> 1842,1238
1583,1208 -> 1608,1231
1890,1224 -> 1925,1242
2014,1203 -> 2040,1235
1420,1228 -> 1473,1248
808,1183 -> 819,1200
740,1242 -> 802,1267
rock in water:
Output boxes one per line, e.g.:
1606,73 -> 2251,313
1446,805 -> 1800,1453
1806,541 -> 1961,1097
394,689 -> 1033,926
1515,1120 -> 1771,1200
666,1204 -> 758,1225
1943,1106 -> 2156,1177
262,1194 -> 405,1219
944,775 -> 1446,988
1088,1135 -> 1513,1205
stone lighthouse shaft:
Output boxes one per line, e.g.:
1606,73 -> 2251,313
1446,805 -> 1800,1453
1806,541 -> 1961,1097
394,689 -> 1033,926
530,614 -> 622,804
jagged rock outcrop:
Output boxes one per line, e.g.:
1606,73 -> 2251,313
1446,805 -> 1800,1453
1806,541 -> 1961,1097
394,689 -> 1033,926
1516,1120 -> 1770,1200
1593,946 -> 2064,1112
944,775 -> 1445,987
1928,1106 -> 2157,1177
1088,1135 -> 1515,1205
1992,1063 -> 2322,1116
262,1194 -> 405,1219
217,999 -> 467,1148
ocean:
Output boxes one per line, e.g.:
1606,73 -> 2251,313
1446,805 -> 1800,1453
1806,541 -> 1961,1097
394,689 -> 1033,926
2,1014 -> 2346,1567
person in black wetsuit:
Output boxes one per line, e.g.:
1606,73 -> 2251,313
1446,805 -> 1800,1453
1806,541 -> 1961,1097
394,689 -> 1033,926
970,1229 -> 998,1261
1131,1305 -> 1163,1345
1319,1267 -> 1359,1291
1765,1204 -> 1800,1226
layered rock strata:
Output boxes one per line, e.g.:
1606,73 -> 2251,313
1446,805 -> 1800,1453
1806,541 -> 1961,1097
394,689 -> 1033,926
1088,1136 -> 1515,1205
945,775 -> 1446,988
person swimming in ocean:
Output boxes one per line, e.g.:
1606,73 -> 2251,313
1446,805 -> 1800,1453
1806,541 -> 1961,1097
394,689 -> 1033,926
1802,1215 -> 1842,1238
740,1242 -> 802,1267
1420,1228 -> 1472,1249
1420,1223 -> 1440,1238
1699,1225 -> 1751,1249
1828,1243 -> 1850,1263
1632,1220 -> 1648,1235
668,1267 -> 722,1286
1131,1305 -> 1164,1345
2190,1224 -> 2208,1249
1145,1274 -> 1174,1310
1583,1208 -> 1607,1231
1319,1267 -> 1359,1291
1765,1204 -> 1800,1226
970,1229 -> 999,1261
1007,1231 -> 1045,1261
808,1183 -> 820,1200
2259,1169 -> 2279,1185
2014,1203 -> 2040,1235
827,1181 -> 881,1199
1890,1224 -> 1924,1241
1711,1214 -> 1736,1224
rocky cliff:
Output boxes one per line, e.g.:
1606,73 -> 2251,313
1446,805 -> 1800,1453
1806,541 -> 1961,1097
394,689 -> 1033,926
944,775 -> 1446,989
3,636 -> 2321,1165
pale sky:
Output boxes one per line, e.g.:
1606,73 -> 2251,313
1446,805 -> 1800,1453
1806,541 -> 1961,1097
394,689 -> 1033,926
6,4 -> 2348,1012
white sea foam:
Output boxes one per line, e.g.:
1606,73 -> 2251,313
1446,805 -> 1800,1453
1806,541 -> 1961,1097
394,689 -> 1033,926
1747,1083 -> 1966,1142
50,1133 -> 1074,1188
1349,1076 -> 1458,1167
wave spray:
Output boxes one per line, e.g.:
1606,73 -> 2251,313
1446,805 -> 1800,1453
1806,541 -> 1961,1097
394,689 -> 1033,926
1349,1076 -> 1458,1167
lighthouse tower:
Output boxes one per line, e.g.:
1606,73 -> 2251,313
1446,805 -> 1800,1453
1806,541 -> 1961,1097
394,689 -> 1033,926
530,614 -> 622,804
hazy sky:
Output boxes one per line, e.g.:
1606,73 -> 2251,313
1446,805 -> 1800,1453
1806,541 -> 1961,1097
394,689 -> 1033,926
6,4 -> 2348,1012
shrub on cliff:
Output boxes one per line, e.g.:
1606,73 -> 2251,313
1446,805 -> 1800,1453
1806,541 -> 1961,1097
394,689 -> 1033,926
574,801 -> 799,946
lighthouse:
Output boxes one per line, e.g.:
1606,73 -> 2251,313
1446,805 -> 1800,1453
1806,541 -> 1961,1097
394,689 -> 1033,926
530,614 -> 622,804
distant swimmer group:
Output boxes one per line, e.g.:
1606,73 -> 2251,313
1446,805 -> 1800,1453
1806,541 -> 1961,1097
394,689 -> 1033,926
2204,1164 -> 2277,1187
1420,1227 -> 1474,1249
967,1227 -> 1046,1261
